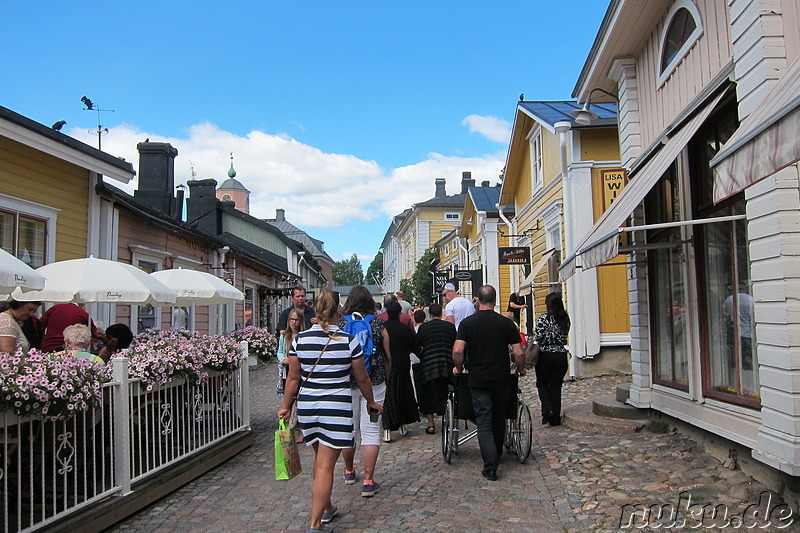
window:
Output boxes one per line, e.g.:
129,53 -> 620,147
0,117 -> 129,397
527,125 -> 543,192
444,213 -> 460,221
135,259 -> 159,334
129,247 -> 167,335
221,194 -> 232,202
244,285 -> 255,327
0,196 -> 57,268
658,0 -> 703,85
541,201 -> 562,250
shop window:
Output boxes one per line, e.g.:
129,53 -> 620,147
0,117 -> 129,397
658,1 -> 703,85
244,285 -> 255,327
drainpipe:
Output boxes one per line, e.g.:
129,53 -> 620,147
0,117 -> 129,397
497,203 -> 518,290
555,120 -> 577,378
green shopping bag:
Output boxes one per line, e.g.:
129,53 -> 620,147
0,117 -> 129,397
275,418 -> 302,480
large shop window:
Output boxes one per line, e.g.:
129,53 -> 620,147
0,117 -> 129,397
689,97 -> 759,407
644,163 -> 690,390
0,210 -> 47,268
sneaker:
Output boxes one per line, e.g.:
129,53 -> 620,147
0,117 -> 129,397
399,425 -> 408,435
382,429 -> 391,442
361,481 -> 381,497
342,470 -> 356,485
321,505 -> 339,524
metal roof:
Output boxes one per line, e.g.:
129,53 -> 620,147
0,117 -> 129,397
218,178 -> 249,191
468,186 -> 504,215
518,101 -> 618,129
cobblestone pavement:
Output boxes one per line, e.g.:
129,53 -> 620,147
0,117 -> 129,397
108,364 -> 799,533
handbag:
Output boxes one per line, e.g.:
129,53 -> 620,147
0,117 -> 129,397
524,343 -> 540,369
275,418 -> 302,480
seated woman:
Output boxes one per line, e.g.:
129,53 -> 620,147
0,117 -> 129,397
57,324 -> 105,364
98,323 -> 134,362
0,299 -> 41,354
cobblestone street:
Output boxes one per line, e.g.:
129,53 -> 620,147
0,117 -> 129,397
108,364 -> 798,532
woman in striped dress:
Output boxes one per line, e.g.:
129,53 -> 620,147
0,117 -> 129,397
279,292 -> 382,533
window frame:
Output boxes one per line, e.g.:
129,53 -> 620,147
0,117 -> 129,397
657,0 -> 704,87
527,124 -> 544,193
0,194 -> 58,267
130,250 -> 166,335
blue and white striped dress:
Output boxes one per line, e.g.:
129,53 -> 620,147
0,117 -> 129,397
290,324 -> 362,448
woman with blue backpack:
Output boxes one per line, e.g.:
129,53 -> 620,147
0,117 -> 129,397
337,285 -> 392,498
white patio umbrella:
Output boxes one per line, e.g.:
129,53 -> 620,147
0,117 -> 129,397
11,257 -> 176,305
150,268 -> 244,305
0,248 -> 46,293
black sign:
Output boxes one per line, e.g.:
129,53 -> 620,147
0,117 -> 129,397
434,272 -> 449,292
498,246 -> 531,265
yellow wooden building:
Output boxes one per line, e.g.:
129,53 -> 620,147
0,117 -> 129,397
0,105 -> 134,266
499,100 -> 629,376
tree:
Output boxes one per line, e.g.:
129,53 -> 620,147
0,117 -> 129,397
410,247 -> 438,305
366,251 -> 384,285
399,278 -> 414,305
333,253 -> 364,286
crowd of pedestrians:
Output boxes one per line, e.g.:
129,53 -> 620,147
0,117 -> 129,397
275,282 -> 570,533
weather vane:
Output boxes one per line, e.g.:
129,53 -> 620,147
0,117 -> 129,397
81,96 -> 114,150
189,160 -> 197,179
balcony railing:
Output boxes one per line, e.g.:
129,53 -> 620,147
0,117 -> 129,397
1,353 -> 250,533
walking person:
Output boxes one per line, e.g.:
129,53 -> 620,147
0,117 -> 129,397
278,285 -> 317,333
441,282 -> 474,330
337,285 -> 391,498
416,302 -> 457,434
534,292 -> 571,426
381,302 -> 420,442
276,308 -> 306,395
453,285 -> 526,481
410,309 -> 427,419
278,292 -> 382,533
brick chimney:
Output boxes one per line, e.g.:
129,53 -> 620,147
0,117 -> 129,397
460,171 -> 476,194
434,178 -> 446,198
186,178 -> 219,234
135,142 -> 179,216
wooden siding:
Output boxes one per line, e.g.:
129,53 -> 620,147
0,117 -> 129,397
221,214 -> 286,257
782,0 -> 800,64
636,0 -> 733,150
0,136 -> 90,261
580,128 -> 621,162
541,130 -> 561,184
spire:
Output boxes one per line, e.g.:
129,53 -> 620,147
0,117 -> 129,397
228,152 -> 237,178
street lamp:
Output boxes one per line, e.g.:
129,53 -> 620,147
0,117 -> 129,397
571,87 -> 618,126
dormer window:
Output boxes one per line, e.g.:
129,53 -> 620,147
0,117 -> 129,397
658,0 -> 703,86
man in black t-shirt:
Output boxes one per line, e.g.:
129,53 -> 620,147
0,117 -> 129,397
454,285 -> 525,481
506,291 -> 527,325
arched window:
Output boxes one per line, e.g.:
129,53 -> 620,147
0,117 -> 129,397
222,194 -> 232,202
658,0 -> 703,85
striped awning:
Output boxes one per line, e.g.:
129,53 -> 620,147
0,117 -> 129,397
711,57 -> 800,203
560,90 -> 726,281
519,249 -> 556,296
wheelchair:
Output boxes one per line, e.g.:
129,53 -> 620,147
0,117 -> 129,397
441,372 -> 532,464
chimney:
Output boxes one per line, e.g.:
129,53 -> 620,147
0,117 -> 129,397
461,171 -> 476,194
276,208 -> 286,222
434,178 -> 446,198
186,178 -> 219,234
135,142 -> 179,216
482,180 -> 490,187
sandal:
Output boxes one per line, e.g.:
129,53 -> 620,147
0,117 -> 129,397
425,426 -> 436,434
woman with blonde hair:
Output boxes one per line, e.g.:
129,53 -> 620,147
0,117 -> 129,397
279,292 -> 381,533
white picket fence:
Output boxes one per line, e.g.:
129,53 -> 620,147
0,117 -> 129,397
0,354 -> 250,533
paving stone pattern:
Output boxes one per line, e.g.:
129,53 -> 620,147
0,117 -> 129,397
108,366 -> 799,533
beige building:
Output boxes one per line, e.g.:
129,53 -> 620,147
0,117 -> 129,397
568,0 -> 800,504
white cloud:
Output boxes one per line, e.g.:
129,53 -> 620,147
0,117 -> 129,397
68,122 -> 504,231
461,114 -> 512,144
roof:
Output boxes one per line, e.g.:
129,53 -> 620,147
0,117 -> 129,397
380,209 -> 410,250
217,232 -> 292,276
414,192 -> 468,209
218,178 -> 249,191
0,105 -> 135,183
333,284 -> 384,296
467,186 -> 508,215
264,217 -> 334,264
518,101 -> 619,130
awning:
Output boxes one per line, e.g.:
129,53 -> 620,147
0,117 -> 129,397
559,90 -> 726,281
711,57 -> 800,203
519,249 -> 556,296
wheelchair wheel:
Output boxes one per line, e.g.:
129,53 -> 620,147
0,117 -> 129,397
441,396 -> 456,463
513,401 -> 532,463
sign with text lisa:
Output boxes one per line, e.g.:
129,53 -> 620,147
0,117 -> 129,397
498,247 -> 531,265
601,168 -> 627,210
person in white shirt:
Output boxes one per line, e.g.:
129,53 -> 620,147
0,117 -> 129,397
441,282 -> 474,331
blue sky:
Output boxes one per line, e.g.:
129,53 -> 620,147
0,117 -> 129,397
2,1 -> 609,268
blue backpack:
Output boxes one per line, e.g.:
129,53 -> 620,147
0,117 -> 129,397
343,312 -> 375,374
